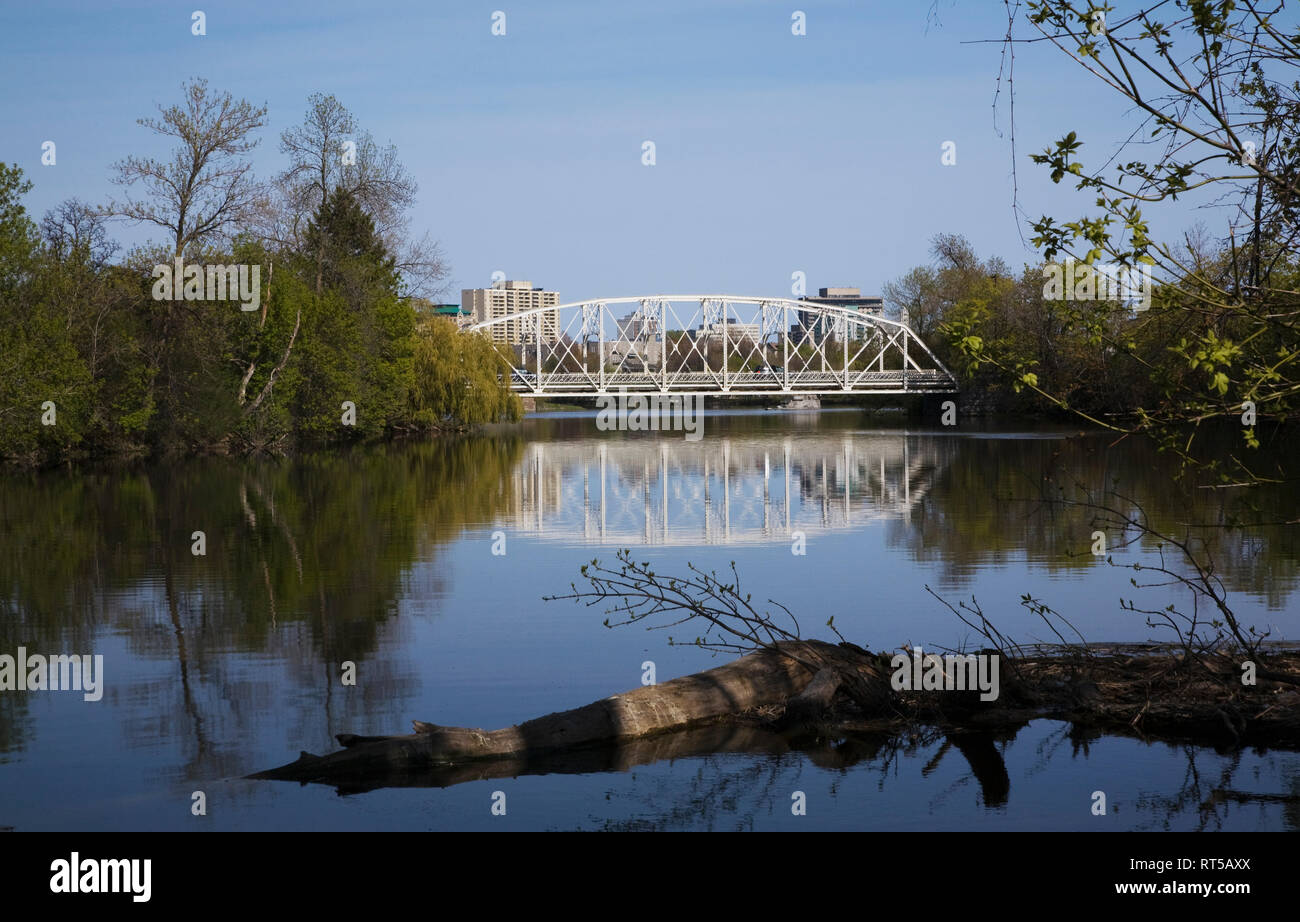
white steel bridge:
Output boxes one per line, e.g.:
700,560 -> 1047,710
465,295 -> 958,397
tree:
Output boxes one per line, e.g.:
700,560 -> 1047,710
277,93 -> 447,298
410,317 -> 522,428
34,199 -> 148,449
884,234 -> 1013,367
274,188 -> 415,442
0,85 -> 474,465
0,163 -> 35,295
279,93 -> 359,223
984,1 -> 1300,481
883,265 -> 941,337
106,78 -> 267,256
39,198 -> 116,267
303,186 -> 400,301
884,229 -> 1158,418
98,80 -> 268,449
0,165 -> 92,461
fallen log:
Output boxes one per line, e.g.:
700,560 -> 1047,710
251,639 -> 893,787
773,666 -> 841,731
251,642 -> 1300,792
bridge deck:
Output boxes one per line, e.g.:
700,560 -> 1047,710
510,369 -> 958,395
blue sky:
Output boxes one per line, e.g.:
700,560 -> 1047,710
1,1 -> 1205,302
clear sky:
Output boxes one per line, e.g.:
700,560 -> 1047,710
1,0 -> 1204,303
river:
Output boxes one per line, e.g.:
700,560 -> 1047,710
1,410 -> 1297,830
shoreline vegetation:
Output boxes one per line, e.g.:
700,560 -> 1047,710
0,84 -> 523,472
254,551 -> 1300,793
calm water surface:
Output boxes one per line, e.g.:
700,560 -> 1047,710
1,411 -> 1297,830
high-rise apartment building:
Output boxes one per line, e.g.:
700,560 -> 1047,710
462,281 -> 560,345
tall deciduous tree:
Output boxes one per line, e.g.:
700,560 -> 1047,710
102,80 -> 267,448
106,77 -> 267,256
277,92 -> 447,298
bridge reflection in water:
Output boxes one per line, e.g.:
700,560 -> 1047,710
502,433 -> 950,545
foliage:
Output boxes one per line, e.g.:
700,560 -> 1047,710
0,80 -> 512,465
981,0 -> 1300,481
411,317 -> 522,428
0,165 -> 92,462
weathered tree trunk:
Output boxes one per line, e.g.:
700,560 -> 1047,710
252,640 -> 893,786
774,667 -> 841,731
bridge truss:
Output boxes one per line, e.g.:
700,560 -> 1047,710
465,295 -> 958,397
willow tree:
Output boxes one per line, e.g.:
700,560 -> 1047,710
410,317 -> 522,429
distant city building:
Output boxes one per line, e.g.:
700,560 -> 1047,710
615,311 -> 660,341
794,287 -> 883,342
462,281 -> 560,345
695,320 -> 762,343
610,310 -> 662,368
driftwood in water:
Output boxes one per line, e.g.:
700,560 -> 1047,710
250,641 -> 1300,792
251,639 -> 894,787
